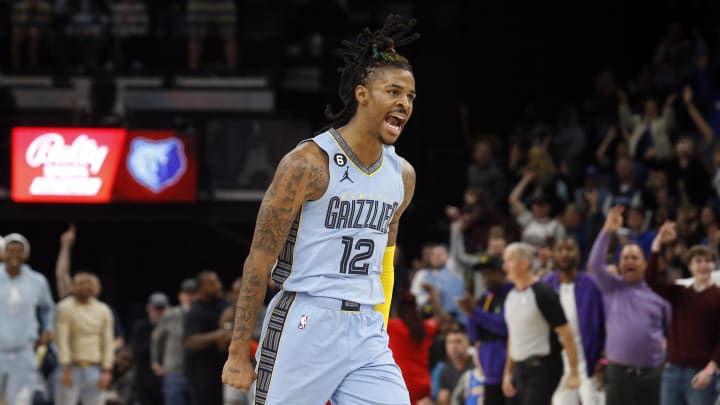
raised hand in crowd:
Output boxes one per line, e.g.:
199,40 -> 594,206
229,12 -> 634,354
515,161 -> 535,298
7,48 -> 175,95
61,224 -> 76,247
446,205 -> 461,222
682,85 -> 694,104
651,221 -> 677,253
56,224 -> 77,299
603,206 -> 625,234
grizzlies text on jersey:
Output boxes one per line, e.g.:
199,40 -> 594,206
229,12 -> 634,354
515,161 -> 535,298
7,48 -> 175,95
270,128 -> 404,305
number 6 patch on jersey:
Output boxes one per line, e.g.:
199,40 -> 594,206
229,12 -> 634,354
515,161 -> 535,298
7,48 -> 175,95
334,153 -> 347,166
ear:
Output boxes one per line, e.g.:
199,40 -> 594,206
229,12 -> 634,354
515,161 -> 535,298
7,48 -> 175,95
355,84 -> 369,105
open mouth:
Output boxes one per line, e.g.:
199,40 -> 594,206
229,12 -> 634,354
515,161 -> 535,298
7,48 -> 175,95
384,114 -> 406,136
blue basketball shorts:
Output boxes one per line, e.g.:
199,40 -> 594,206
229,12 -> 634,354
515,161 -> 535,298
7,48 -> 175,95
250,290 -> 410,405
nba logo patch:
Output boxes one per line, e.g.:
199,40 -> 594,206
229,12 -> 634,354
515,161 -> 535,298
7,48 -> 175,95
298,314 -> 309,329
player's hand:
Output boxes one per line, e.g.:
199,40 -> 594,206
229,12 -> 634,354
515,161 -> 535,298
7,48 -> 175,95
222,354 -> 256,392
565,372 -> 581,389
502,374 -> 517,397
62,367 -> 73,388
691,368 -> 714,389
603,206 -> 624,234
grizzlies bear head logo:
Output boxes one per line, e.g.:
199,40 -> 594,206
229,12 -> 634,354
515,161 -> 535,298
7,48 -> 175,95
127,137 -> 187,193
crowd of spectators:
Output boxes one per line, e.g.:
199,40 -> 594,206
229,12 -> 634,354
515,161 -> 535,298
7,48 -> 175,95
385,20 -> 720,405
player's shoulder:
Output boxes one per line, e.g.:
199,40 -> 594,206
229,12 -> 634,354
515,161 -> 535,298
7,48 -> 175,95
281,140 -> 328,172
399,157 -> 415,179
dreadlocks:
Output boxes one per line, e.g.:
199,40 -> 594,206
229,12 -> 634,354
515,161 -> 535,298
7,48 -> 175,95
322,14 -> 420,132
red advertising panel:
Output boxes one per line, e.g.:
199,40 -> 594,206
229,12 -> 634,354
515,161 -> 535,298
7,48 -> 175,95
113,130 -> 197,202
12,127 -> 126,203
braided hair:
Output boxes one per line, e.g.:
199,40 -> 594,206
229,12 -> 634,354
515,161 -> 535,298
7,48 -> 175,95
322,14 -> 420,132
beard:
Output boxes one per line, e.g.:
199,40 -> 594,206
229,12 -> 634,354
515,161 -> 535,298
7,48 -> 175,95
557,261 -> 578,273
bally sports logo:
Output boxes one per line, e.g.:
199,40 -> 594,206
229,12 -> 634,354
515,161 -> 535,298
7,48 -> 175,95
26,133 -> 109,195
12,127 -> 126,203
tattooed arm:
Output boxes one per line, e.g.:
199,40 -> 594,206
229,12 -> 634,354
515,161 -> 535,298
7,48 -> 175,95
222,142 -> 328,391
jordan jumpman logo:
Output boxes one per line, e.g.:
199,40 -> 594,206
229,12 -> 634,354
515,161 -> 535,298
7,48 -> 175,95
340,167 -> 354,183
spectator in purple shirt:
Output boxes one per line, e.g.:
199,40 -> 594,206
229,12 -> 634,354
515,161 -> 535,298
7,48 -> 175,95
588,206 -> 670,405
458,256 -> 513,405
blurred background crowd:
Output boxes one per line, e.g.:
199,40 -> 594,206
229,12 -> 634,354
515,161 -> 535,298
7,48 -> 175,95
5,0 -> 720,404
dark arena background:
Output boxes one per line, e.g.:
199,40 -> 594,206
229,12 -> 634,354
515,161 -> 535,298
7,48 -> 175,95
3,0 -> 720,404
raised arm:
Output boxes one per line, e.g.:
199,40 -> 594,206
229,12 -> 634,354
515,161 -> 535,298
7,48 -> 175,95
55,225 -> 76,299
595,127 -> 619,169
508,171 -> 535,217
617,89 -> 636,131
661,92 -> 677,129
588,206 -> 624,292
448,218 -> 480,268
683,85 -> 715,144
222,142 -> 329,392
645,221 -> 680,301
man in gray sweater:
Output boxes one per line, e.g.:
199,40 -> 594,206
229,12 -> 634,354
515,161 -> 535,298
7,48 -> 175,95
151,278 -> 197,405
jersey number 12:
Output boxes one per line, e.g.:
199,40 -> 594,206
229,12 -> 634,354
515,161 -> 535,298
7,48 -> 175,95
339,236 -> 375,275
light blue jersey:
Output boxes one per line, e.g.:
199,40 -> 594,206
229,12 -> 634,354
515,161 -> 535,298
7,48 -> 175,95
253,129 -> 410,405
271,128 -> 404,305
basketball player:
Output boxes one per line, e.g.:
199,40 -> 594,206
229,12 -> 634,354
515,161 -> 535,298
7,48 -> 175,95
222,14 -> 419,405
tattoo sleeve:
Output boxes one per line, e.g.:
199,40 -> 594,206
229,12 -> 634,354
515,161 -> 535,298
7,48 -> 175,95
231,147 -> 328,346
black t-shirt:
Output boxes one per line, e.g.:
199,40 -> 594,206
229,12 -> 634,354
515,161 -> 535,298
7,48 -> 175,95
439,356 -> 474,392
183,298 -> 230,386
